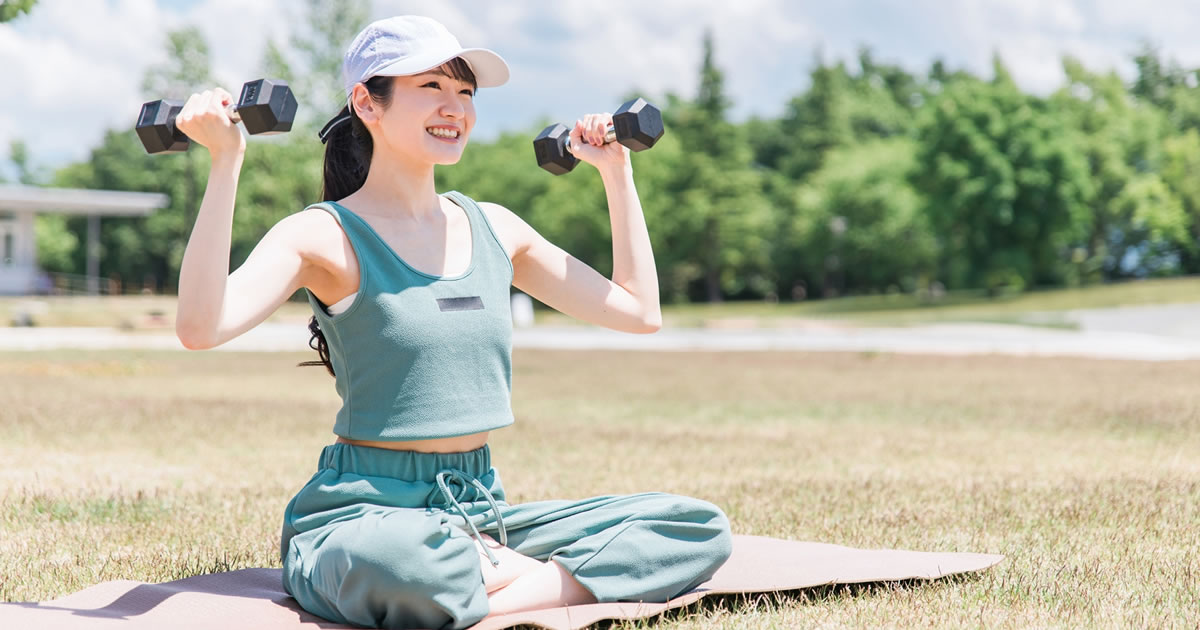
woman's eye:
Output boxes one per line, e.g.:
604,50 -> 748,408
423,81 -> 440,89
461,89 -> 475,97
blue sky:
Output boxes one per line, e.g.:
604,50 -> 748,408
3,0 -> 1200,179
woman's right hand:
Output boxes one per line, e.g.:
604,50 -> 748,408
175,87 -> 246,159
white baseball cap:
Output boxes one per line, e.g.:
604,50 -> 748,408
341,15 -> 510,98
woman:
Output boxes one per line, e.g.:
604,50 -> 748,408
174,15 -> 732,630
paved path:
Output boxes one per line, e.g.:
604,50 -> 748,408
1064,302 -> 1200,339
5,305 -> 1200,360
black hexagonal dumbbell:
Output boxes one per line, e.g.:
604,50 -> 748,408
135,78 -> 298,154
533,98 -> 664,175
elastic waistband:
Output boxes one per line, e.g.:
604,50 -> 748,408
317,442 -> 492,481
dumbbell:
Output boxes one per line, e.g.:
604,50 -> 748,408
135,78 -> 298,154
533,98 -> 664,175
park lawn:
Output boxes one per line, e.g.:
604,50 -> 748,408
1,349 -> 1197,628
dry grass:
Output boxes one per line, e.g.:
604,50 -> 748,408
2,349 -> 1198,628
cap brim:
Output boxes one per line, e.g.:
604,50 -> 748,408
457,48 -> 510,88
367,47 -> 510,90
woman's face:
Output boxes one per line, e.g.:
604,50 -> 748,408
361,65 -> 477,167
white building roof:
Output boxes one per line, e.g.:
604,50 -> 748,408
0,184 -> 168,215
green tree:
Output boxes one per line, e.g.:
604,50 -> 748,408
261,0 -> 370,128
0,0 -> 36,22
784,138 -> 936,297
1052,56 -> 1185,281
8,140 -> 39,184
141,27 -> 215,100
1130,45 -> 1200,134
1108,173 -> 1188,276
916,61 -> 1093,291
660,31 -> 773,302
763,48 -> 922,178
33,214 -> 77,273
1159,130 -> 1200,272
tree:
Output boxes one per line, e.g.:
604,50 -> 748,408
916,62 -> 1093,291
660,31 -> 774,302
0,0 -> 36,22
141,27 -> 215,100
764,48 -> 923,179
1159,130 -> 1200,272
261,0 -> 370,128
1108,173 -> 1188,276
784,138 -> 936,297
8,140 -> 39,184
1052,56 -> 1185,282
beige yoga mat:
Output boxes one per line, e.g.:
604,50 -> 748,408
0,535 -> 1003,630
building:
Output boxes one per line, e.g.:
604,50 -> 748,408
0,184 -> 168,295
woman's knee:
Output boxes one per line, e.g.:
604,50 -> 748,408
649,495 -> 733,595
648,492 -> 731,532
623,493 -> 733,569
674,495 -> 733,566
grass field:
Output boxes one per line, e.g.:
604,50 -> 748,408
2,349 -> 1198,628
6,275 -> 1200,330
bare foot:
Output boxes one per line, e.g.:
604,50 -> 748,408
475,533 -> 546,593
484,559 -> 598,618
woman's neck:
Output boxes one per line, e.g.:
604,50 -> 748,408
349,153 -> 442,220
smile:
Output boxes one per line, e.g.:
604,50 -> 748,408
426,127 -> 460,140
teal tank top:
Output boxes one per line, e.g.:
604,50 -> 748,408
303,191 -> 515,441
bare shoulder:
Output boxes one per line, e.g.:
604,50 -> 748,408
262,207 -> 356,294
282,206 -> 349,262
476,201 -> 533,258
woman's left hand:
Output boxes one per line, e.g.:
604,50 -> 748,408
568,112 -> 631,172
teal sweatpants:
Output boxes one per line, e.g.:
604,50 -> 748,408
279,443 -> 733,629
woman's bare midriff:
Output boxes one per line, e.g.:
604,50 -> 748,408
336,431 -> 490,453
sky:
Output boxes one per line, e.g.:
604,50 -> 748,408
3,0 -> 1200,179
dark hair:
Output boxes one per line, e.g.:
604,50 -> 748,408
299,58 -> 478,376
297,316 -> 336,376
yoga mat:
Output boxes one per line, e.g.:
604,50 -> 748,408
0,534 -> 1003,630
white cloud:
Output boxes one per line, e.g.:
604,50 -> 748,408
5,0 -> 1200,177
0,0 -> 166,174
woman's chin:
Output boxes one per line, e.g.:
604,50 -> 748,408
424,138 -> 468,165
434,153 -> 465,166
433,146 -> 467,165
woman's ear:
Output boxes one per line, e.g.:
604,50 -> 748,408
350,83 -> 380,124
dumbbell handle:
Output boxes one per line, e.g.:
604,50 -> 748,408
223,103 -> 244,125
563,127 -> 618,153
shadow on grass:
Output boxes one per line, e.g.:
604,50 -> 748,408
576,572 -> 986,630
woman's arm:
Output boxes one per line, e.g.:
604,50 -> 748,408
600,159 -> 662,328
173,88 -> 324,349
495,112 -> 662,333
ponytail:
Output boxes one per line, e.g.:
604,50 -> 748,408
297,75 -> 395,377
297,317 -> 335,376
320,74 -> 396,201
299,59 -> 477,377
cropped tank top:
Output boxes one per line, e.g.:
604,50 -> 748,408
304,191 -> 515,441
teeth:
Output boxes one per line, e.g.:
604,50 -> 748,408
426,127 -> 459,138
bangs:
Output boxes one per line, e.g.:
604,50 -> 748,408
439,57 -> 478,89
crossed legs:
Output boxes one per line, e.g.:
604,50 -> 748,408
474,533 -> 597,617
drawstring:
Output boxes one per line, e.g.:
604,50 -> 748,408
433,470 -> 507,566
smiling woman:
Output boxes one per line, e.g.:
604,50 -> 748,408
166,12 -> 720,630
316,56 -> 479,204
